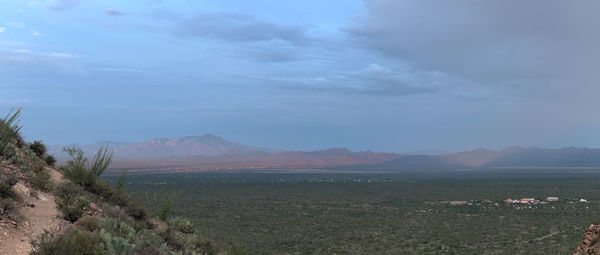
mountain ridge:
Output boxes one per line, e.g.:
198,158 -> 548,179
49,135 -> 600,172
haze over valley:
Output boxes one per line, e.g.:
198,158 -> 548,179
46,135 -> 600,175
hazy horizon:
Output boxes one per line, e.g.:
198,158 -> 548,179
3,0 -> 600,153
42,133 -> 600,157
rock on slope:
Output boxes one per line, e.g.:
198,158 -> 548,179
575,224 -> 600,254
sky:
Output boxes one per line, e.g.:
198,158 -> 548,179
1,0 -> 600,153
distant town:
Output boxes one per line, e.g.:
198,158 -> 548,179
431,197 -> 589,207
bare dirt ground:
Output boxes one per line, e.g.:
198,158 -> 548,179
0,168 -> 64,255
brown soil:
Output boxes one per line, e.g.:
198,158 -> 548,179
0,168 -> 65,255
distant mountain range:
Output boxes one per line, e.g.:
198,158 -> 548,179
49,135 -> 600,174
347,146 -> 600,172
48,134 -> 268,158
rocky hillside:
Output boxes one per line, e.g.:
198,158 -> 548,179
0,159 -> 64,254
0,109 -> 223,255
575,224 -> 600,254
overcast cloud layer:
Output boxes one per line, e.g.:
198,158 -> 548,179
1,0 -> 600,153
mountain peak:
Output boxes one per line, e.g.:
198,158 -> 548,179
50,135 -> 266,158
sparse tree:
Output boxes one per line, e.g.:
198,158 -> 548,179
30,140 -> 48,157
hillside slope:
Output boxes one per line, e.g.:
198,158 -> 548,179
0,110 -> 223,255
0,161 -> 64,255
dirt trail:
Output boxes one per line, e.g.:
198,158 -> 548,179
0,169 -> 64,255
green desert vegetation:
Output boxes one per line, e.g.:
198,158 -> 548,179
124,173 -> 600,254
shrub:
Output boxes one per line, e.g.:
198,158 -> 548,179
61,146 -> 113,190
57,195 -> 90,223
133,229 -> 170,255
102,204 -> 130,223
101,217 -> 136,241
191,235 -> 218,255
159,227 -> 217,254
44,155 -> 57,167
160,227 -> 186,250
0,173 -> 18,199
30,140 -> 47,157
54,181 -> 84,199
31,169 -> 54,192
55,182 -> 90,222
0,198 -> 15,214
76,216 -> 101,232
125,196 -> 149,221
60,147 -> 94,187
98,228 -> 135,255
31,227 -> 103,255
168,217 -> 195,234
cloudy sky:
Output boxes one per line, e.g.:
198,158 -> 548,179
1,0 -> 599,153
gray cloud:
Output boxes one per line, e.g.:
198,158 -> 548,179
105,9 -> 126,16
346,0 -> 600,93
174,13 -> 312,46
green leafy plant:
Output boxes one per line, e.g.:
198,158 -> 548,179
60,146 -> 94,187
60,146 -> 113,189
0,108 -> 23,158
90,147 -> 113,177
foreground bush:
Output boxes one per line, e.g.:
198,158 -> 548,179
44,155 -> 57,167
31,168 -> 53,192
168,217 -> 195,234
31,214 -> 218,255
0,173 -> 18,199
55,182 -> 90,222
31,226 -> 102,255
